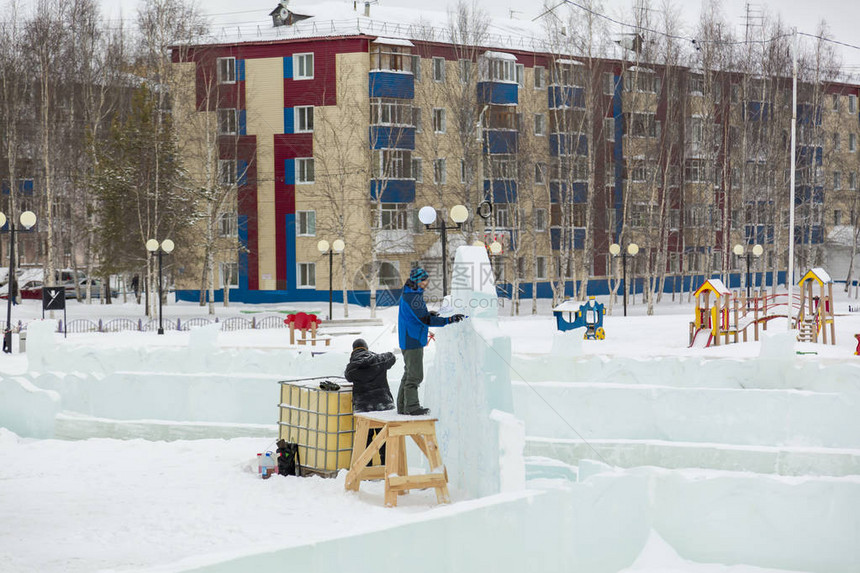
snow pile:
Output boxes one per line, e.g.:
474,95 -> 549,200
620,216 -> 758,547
425,246 -> 521,498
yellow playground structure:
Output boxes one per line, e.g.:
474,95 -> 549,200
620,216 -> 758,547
796,268 -> 835,344
689,269 -> 836,348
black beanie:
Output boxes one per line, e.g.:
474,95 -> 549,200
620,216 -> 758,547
352,338 -> 367,350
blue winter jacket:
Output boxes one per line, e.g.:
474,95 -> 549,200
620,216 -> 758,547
398,281 -> 449,350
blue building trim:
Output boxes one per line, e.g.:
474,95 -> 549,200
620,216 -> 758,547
284,159 -> 295,185
237,160 -> 249,186
283,56 -> 292,79
548,86 -> 585,109
549,133 -> 588,157
370,179 -> 415,202
369,126 -> 415,149
239,110 -> 247,135
477,81 -> 518,105
283,107 -> 294,134
177,269 -> 792,307
485,130 -> 518,154
238,59 -> 246,82
483,179 -> 517,203
369,71 -> 414,99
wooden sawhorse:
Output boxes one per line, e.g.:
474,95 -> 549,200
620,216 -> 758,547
344,411 -> 449,507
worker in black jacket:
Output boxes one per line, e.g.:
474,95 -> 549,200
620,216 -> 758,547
344,338 -> 396,464
344,338 -> 396,413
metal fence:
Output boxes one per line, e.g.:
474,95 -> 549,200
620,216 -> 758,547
0,315 -> 293,335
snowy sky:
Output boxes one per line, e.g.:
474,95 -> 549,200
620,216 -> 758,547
83,0 -> 860,71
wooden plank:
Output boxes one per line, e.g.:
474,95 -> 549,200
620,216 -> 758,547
344,425 -> 388,491
387,473 -> 447,491
357,466 -> 386,481
384,436 -> 401,507
410,434 -> 430,459
388,420 -> 436,436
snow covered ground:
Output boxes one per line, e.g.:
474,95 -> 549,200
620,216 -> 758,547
1,283 -> 859,573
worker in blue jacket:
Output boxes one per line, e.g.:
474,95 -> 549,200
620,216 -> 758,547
397,267 -> 464,415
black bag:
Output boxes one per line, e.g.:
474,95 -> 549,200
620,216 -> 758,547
276,439 -> 301,476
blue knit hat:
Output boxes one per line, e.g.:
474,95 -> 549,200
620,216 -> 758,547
409,267 -> 429,283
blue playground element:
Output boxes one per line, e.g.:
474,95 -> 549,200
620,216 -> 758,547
553,297 -> 606,340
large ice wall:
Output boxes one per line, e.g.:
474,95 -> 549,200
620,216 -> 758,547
424,246 -> 520,499
169,466 -> 860,573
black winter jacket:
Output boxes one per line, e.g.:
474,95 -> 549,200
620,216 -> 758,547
343,348 -> 396,412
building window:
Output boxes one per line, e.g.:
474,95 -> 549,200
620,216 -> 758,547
832,94 -> 840,112
296,158 -> 314,183
460,159 -> 470,183
623,70 -> 658,93
217,57 -> 236,84
459,59 -> 472,84
535,208 -> 547,232
604,117 -> 615,141
294,53 -> 314,79
535,162 -> 546,185
432,57 -> 445,82
535,256 -> 547,279
370,98 -> 413,126
370,44 -> 412,72
603,72 -> 615,94
219,262 -> 239,288
297,263 -> 315,288
413,108 -> 422,132
534,66 -> 545,89
433,158 -> 446,184
217,108 -> 237,135
534,113 -> 546,136
850,133 -> 857,152
626,112 -> 656,138
516,63 -> 524,86
731,84 -> 740,103
218,212 -> 238,236
296,210 -> 316,236
295,106 -> 314,132
412,55 -> 421,81
486,155 -> 517,179
850,94 -> 857,114
412,157 -> 423,182
689,73 -> 704,94
372,149 -> 412,179
483,57 -> 516,82
218,159 -> 236,186
833,132 -> 841,151
834,171 -> 842,190
433,108 -> 446,133
834,210 -> 843,225
374,203 -> 410,230
850,171 -> 857,191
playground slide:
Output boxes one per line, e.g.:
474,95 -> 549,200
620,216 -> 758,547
688,328 -> 712,348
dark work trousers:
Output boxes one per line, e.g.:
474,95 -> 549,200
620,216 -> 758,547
367,427 -> 386,465
397,347 -> 424,414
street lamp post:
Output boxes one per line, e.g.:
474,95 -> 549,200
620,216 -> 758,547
1,210 -> 37,353
732,243 -> 764,300
418,204 -> 469,298
317,239 -> 345,320
145,238 -> 175,335
609,242 -> 639,317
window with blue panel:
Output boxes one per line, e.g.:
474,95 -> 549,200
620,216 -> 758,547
483,179 -> 517,203
485,130 -> 518,154
369,72 -> 414,99
369,126 -> 415,149
477,82 -> 518,105
370,179 -> 415,202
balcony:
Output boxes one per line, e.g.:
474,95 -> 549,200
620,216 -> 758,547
369,71 -> 414,99
373,229 -> 414,254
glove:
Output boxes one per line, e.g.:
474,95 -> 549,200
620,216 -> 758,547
448,314 -> 465,324
429,311 -> 439,317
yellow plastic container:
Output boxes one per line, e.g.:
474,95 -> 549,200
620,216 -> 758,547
279,377 -> 354,474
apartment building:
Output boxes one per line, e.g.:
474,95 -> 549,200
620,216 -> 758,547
169,3 -> 860,306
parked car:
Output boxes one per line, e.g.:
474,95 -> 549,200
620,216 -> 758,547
65,278 -> 118,299
0,280 -> 43,300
